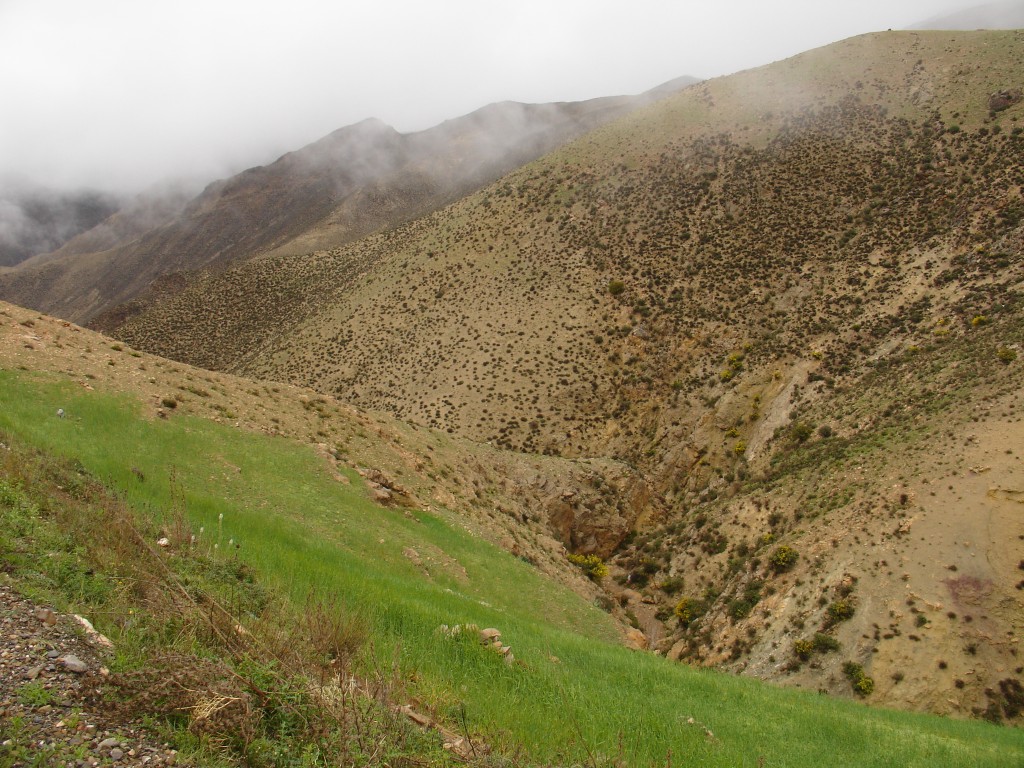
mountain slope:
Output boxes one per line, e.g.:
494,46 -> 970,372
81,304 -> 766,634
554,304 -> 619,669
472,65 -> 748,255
116,30 -> 1023,459
0,84 -> 696,326
111,30 -> 1024,719
2,301 -> 1023,766
17,179 -> 198,268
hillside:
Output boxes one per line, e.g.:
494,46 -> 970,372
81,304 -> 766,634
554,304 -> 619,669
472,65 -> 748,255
108,30 -> 1024,720
2,302 -> 1022,766
0,85 -> 695,327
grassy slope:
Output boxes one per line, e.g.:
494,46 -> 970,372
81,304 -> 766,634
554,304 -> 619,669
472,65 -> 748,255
1,367 -> 1021,766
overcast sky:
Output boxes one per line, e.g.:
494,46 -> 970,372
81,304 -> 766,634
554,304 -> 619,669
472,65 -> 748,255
0,0 -> 1002,192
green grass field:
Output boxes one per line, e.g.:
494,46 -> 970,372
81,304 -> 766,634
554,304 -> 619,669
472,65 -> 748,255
1,367 -> 1022,767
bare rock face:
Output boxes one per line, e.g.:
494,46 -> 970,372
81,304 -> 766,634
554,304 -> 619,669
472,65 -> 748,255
988,88 -> 1022,112
540,468 -> 656,558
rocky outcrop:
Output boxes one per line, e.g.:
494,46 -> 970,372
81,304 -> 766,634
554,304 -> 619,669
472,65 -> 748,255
505,460 -> 658,558
358,466 -> 417,507
989,88 -> 1022,112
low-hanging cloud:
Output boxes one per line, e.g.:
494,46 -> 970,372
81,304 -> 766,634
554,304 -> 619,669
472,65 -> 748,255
0,184 -> 123,266
0,0 -> 995,194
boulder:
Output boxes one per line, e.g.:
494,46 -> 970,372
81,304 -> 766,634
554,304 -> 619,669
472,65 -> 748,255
61,654 -> 88,673
479,627 -> 502,643
667,640 -> 688,661
625,628 -> 648,651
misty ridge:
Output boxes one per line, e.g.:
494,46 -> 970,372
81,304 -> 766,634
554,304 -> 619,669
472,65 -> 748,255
1,0 -> 1021,278
3,0 -> 1020,276
0,183 -> 122,268
910,0 -> 1024,29
0,78 -> 696,324
15,179 -> 203,269
3,0 -> 1020,307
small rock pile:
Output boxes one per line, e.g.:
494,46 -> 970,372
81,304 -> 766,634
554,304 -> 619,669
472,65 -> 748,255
437,624 -> 514,665
0,581 -> 187,766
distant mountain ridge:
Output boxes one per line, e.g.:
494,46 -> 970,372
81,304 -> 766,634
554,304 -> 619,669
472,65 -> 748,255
0,79 -> 697,325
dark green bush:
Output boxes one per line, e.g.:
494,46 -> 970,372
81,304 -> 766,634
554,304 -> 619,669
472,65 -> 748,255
825,599 -> 855,628
812,633 -> 840,652
673,597 -> 707,627
769,545 -> 799,573
567,553 -> 608,580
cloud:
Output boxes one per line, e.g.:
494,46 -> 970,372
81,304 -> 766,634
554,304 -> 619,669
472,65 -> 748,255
0,0 -> 984,192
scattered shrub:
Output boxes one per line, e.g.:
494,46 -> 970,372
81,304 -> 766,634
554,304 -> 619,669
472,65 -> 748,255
659,576 -> 684,595
728,598 -> 754,620
843,661 -> 874,697
826,599 -> 855,626
793,638 -> 815,660
795,632 -> 840,661
673,597 -> 707,628
997,346 -> 1017,364
769,545 -> 799,573
812,633 -> 840,653
853,675 -> 875,696
791,422 -> 814,442
999,678 -> 1024,719
607,280 -> 626,296
567,553 -> 608,581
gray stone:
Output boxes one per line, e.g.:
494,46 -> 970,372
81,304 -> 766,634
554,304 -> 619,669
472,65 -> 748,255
61,654 -> 88,673
24,664 -> 44,680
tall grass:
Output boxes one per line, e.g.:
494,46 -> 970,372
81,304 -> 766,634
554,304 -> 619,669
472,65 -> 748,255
1,368 -> 1021,766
